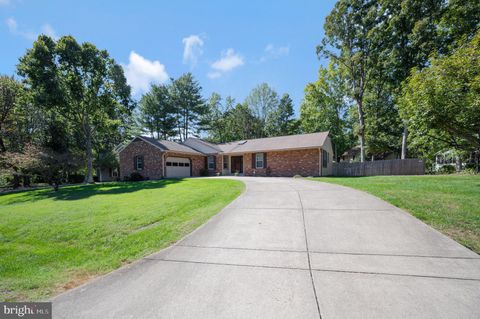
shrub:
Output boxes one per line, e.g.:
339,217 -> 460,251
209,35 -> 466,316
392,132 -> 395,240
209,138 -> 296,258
437,165 -> 455,174
68,174 -> 85,184
199,168 -> 209,177
129,172 -> 144,181
293,174 -> 303,178
266,167 -> 272,177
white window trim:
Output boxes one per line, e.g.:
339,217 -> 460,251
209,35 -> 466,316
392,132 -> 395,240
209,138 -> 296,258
135,156 -> 144,171
208,156 -> 215,170
255,153 -> 264,169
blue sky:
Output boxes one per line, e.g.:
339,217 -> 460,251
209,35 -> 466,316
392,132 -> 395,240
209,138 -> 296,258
1,0 -> 336,113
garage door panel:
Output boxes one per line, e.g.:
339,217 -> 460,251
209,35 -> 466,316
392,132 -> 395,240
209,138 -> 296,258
166,157 -> 191,178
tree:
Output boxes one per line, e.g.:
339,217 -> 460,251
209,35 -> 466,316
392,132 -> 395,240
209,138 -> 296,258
245,83 -> 279,137
170,73 -> 206,140
139,84 -> 177,139
300,65 -> 354,159
399,31 -> 480,166
17,35 -> 133,183
437,0 -> 480,54
199,92 -> 228,143
265,94 -> 297,137
223,103 -> 262,141
318,0 -> 379,162
370,0 -> 446,159
0,76 -> 25,152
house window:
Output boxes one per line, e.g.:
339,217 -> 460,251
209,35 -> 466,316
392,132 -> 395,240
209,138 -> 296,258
135,156 -> 144,170
322,150 -> 329,168
223,156 -> 228,169
208,156 -> 215,170
255,153 -> 264,169
166,162 -> 172,166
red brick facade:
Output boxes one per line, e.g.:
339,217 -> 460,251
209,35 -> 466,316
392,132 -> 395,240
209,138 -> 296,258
119,139 -> 208,180
119,138 -> 329,179
243,148 -> 321,177
119,139 -> 164,180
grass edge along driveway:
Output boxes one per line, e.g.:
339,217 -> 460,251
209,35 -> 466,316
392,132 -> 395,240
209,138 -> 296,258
309,175 -> 480,254
0,178 -> 245,301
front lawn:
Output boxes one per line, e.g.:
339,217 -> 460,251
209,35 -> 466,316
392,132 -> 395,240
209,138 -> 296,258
310,175 -> 480,254
0,178 -> 244,301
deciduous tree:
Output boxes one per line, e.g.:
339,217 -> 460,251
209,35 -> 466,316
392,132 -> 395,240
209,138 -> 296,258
17,35 -> 133,183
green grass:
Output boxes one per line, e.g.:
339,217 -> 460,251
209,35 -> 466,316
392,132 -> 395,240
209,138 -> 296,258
0,178 -> 244,301
310,175 -> 480,254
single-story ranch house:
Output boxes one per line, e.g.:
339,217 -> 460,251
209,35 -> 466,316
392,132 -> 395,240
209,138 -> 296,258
117,132 -> 333,179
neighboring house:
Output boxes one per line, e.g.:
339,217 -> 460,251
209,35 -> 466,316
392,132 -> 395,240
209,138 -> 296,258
117,132 -> 334,179
340,146 -> 361,162
96,167 -> 118,182
434,150 -> 464,172
340,145 -> 398,162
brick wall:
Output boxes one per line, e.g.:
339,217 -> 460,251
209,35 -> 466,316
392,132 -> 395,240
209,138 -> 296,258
243,148 -> 320,177
119,139 -> 163,180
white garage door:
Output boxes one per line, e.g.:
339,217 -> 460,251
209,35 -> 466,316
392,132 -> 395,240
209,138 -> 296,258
166,157 -> 191,178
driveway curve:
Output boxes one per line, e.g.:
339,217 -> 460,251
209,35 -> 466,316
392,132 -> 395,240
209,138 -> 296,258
52,177 -> 480,319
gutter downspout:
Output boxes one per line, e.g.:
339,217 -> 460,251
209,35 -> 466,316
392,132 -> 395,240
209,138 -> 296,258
319,148 -> 322,177
161,152 -> 167,178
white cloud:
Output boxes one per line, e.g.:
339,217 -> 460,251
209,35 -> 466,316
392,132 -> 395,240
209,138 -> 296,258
207,72 -> 222,79
207,48 -> 244,79
260,44 -> 290,62
5,17 -> 17,31
5,17 -> 58,41
182,34 -> 204,67
0,0 -> 11,6
211,48 -> 244,72
41,23 -> 58,40
122,51 -> 169,95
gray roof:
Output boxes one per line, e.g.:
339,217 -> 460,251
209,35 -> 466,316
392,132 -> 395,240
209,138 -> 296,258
138,136 -> 202,155
216,132 -> 329,154
121,132 -> 329,156
183,138 -> 222,154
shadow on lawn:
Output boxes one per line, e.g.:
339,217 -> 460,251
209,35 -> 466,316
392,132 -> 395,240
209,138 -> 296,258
1,179 -> 185,204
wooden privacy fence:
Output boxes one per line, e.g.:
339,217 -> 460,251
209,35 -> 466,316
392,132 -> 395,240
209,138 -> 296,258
332,159 -> 424,177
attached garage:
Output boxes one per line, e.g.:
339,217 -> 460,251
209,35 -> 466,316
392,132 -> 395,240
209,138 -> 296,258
165,157 -> 191,178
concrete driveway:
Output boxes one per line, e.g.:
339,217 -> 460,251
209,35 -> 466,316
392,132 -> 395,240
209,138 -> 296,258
52,177 -> 480,319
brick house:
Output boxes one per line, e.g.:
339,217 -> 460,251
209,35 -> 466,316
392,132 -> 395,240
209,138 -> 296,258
118,132 -> 333,179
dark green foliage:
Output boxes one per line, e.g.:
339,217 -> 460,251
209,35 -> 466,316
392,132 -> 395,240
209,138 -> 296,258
170,73 -> 207,140
265,94 -> 297,136
400,31 -> 480,166
17,35 -> 134,183
300,64 -> 355,160
129,172 -> 144,181
139,84 -> 177,140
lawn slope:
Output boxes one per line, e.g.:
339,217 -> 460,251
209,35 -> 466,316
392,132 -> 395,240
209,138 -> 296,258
313,175 -> 480,254
0,178 -> 244,301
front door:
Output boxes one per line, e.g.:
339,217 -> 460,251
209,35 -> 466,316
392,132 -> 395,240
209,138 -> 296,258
231,156 -> 243,174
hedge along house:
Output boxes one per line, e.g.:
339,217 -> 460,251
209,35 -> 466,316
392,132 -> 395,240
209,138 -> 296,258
118,132 -> 334,179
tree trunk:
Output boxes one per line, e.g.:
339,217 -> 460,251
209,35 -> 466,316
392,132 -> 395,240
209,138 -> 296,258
185,110 -> 189,140
401,125 -> 408,159
84,120 -> 94,183
456,156 -> 462,172
357,99 -> 366,162
0,124 -> 6,152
